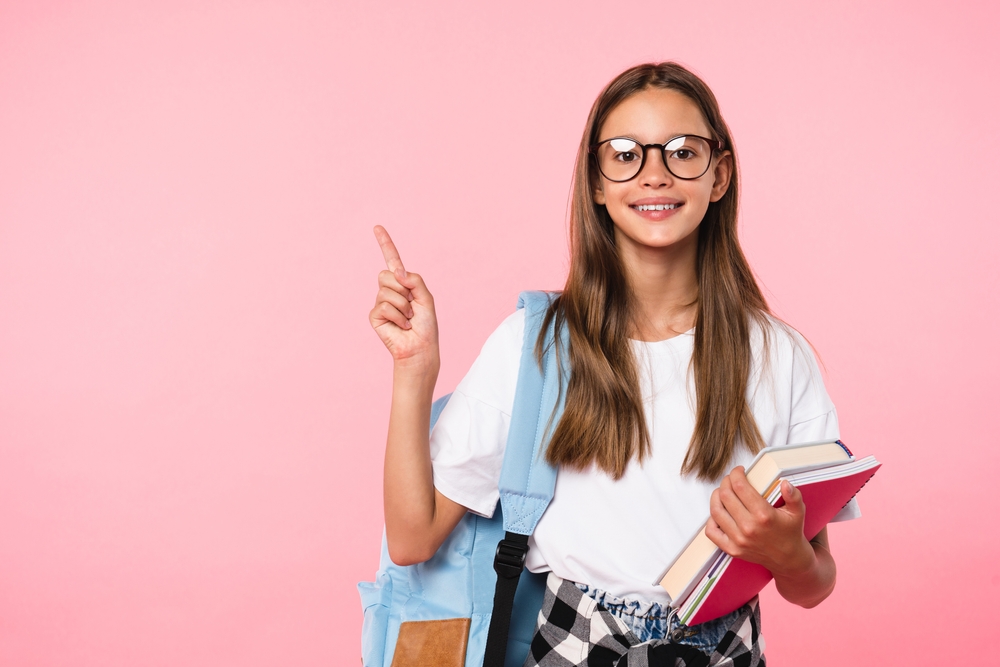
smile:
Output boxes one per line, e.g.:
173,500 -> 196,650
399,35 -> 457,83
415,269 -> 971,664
632,204 -> 680,211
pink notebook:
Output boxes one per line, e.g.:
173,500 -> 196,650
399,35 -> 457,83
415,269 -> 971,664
679,457 -> 881,626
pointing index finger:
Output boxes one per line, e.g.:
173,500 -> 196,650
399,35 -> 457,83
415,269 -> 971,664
374,225 -> 405,274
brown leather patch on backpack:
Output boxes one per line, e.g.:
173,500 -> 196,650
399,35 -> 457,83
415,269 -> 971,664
390,617 -> 471,667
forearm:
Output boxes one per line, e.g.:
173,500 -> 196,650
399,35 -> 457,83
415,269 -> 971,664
772,531 -> 837,609
383,358 -> 444,564
370,229 -> 462,565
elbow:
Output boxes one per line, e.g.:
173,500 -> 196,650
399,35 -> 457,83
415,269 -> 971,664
797,592 -> 831,610
386,536 -> 436,567
795,577 -> 836,609
387,548 -> 429,567
776,560 -> 836,609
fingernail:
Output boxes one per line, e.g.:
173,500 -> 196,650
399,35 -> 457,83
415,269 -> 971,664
407,309 -> 414,318
404,320 -> 411,329
406,292 -> 414,302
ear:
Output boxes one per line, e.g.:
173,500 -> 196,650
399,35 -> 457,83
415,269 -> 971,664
592,178 -> 606,206
709,151 -> 732,203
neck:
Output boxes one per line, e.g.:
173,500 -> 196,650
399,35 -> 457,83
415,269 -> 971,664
617,231 -> 699,342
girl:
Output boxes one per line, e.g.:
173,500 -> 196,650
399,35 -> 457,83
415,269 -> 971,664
369,62 -> 856,665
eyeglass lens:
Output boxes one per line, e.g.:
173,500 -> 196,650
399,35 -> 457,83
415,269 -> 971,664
596,136 -> 713,182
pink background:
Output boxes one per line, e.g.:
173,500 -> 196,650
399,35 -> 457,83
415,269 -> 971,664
1,1 -> 997,664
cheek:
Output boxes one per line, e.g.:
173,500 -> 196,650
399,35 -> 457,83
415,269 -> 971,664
599,183 -> 629,208
684,183 -> 715,216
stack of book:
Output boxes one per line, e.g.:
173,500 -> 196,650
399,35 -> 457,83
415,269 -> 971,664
654,440 -> 880,626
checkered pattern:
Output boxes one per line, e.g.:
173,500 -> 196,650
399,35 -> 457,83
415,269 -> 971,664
524,575 -> 765,667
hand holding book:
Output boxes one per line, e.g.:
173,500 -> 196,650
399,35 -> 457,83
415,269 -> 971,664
706,470 -> 835,610
653,441 -> 880,626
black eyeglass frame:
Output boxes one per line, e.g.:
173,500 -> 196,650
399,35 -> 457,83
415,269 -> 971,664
589,135 -> 724,182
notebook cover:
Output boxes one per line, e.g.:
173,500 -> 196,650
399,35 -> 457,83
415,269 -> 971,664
685,460 -> 880,626
655,440 -> 852,598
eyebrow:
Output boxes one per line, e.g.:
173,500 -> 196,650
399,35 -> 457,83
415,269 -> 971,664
597,133 -> 699,144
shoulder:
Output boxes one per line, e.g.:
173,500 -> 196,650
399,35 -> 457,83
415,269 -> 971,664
751,314 -> 838,435
430,307 -> 526,516
465,309 -> 524,380
452,307 -> 525,415
485,307 -> 526,357
753,314 -> 823,382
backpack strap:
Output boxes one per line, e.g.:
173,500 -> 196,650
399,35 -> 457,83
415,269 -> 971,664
484,291 -> 564,667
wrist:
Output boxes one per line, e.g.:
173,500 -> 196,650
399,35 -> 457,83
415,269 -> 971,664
393,353 -> 440,380
772,537 -> 818,582
773,537 -> 837,608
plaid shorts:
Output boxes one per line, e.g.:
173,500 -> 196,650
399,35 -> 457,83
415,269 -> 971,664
574,582 -> 745,651
524,574 -> 765,667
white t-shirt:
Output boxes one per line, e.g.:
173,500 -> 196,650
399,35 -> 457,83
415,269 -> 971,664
429,308 -> 859,605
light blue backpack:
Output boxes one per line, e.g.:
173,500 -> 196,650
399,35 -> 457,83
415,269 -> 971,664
358,292 -> 565,667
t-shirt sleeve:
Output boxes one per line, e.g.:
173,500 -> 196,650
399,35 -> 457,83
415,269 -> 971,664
785,328 -> 861,522
429,309 -> 525,518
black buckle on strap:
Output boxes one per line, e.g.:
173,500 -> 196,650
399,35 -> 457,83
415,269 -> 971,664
493,538 -> 528,579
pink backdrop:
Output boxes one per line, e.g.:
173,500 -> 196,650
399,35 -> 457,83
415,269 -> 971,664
1,1 -> 997,664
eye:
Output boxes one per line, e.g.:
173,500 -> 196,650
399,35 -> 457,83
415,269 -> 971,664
608,138 -> 641,163
665,136 -> 705,161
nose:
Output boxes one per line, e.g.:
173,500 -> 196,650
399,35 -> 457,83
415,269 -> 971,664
638,146 -> 673,187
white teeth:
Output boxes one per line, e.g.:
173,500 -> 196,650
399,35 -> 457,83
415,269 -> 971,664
634,204 -> 678,211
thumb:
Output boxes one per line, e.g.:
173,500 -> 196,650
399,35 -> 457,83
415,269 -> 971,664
780,479 -> 805,514
395,269 -> 433,303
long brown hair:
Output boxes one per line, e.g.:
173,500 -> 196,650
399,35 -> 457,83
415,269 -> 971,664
539,62 -> 770,481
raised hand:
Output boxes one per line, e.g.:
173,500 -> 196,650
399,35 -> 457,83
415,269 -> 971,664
371,226 -> 464,565
369,225 -> 439,370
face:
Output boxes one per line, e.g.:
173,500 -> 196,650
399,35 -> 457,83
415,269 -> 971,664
592,87 -> 731,259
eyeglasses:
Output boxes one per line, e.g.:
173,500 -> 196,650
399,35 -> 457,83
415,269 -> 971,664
590,135 -> 723,182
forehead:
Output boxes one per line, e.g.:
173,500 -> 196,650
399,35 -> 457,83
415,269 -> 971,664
598,88 -> 711,142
